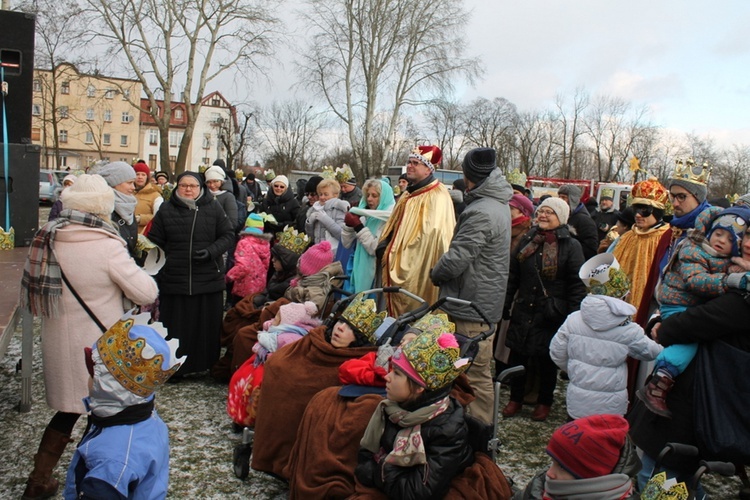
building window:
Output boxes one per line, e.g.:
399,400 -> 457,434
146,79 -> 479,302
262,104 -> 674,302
105,88 -> 115,99
85,131 -> 94,144
58,106 -> 69,119
202,134 -> 211,149
32,104 -> 41,116
31,127 -> 41,141
33,79 -> 41,92
103,133 -> 111,146
148,154 -> 158,169
87,85 -> 95,98
61,81 -> 70,94
59,130 -> 68,143
122,89 -> 130,100
211,97 -> 221,106
86,108 -> 95,121
149,129 -> 158,145
104,109 -> 112,122
120,135 -> 128,146
169,131 -> 181,148
169,155 -> 177,169
102,157 -> 110,162
174,108 -> 183,119
121,112 -> 132,123
202,157 -> 210,165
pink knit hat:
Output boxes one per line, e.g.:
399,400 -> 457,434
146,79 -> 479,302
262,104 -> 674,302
278,301 -> 318,327
509,194 -> 534,218
298,241 -> 334,276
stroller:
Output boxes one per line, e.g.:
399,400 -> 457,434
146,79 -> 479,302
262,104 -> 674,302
641,442 -> 737,500
232,286 -> 430,480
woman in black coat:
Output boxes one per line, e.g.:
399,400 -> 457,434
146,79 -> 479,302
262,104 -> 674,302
257,175 -> 300,233
148,171 -> 235,375
502,198 -> 586,421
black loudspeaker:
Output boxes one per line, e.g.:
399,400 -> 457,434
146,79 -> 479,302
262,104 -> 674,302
0,144 -> 42,246
0,10 -> 36,145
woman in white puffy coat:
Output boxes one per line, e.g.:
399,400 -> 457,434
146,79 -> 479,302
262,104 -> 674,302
549,294 -> 662,419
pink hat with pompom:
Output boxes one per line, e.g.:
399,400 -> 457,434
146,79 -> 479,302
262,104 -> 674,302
278,301 -> 319,327
298,240 -> 334,276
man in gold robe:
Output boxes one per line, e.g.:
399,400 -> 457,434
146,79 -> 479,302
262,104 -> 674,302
379,145 -> 455,317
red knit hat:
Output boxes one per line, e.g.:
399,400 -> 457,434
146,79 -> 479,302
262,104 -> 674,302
133,161 -> 151,176
298,240 -> 334,276
546,414 -> 629,479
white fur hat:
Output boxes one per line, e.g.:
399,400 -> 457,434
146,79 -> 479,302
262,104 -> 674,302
537,197 -> 570,225
271,175 -> 289,188
61,174 -> 114,216
204,165 -> 226,182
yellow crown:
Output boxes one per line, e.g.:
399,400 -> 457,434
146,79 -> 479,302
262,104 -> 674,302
506,168 -> 528,188
600,187 -> 615,199
340,293 -> 387,344
96,311 -> 184,398
320,165 -> 336,180
275,225 -> 310,255
672,158 -> 710,185
410,313 -> 455,336
335,164 -> 354,184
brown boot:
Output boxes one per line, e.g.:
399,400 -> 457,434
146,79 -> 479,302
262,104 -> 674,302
530,404 -> 551,422
501,401 -> 522,418
22,427 -> 73,500
636,372 -> 674,419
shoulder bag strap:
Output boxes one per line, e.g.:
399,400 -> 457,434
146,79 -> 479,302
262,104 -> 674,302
61,271 -> 107,333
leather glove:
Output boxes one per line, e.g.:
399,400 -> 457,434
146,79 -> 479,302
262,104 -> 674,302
193,248 -> 211,263
344,211 -> 362,228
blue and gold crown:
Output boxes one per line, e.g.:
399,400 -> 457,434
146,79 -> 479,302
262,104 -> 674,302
340,293 -> 387,344
95,311 -> 185,398
275,225 -> 310,255
672,158 -> 710,185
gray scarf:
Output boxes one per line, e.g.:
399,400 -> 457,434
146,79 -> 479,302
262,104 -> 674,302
175,190 -> 203,210
113,190 -> 137,223
543,473 -> 634,499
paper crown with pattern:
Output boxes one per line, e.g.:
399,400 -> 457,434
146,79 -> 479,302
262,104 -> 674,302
275,225 -> 310,255
600,187 -> 615,200
340,293 -> 387,344
579,253 -> 631,299
631,177 -> 668,209
392,330 -> 470,391
95,311 -> 186,397
410,313 -> 455,337
672,158 -> 711,186
320,165 -> 336,180
335,164 -> 354,184
506,168 -> 528,189
264,169 -> 276,182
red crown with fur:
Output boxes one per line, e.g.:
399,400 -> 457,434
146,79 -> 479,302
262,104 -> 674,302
410,145 -> 442,170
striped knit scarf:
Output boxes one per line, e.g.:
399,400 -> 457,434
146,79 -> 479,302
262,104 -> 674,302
20,209 -> 119,317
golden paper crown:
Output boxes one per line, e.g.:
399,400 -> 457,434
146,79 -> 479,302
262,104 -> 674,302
397,330 -> 469,391
506,168 -> 528,188
335,164 -> 354,184
672,158 -> 710,185
340,293 -> 387,344
320,165 -> 336,180
410,313 -> 455,336
264,169 -> 276,181
275,225 -> 310,255
95,311 -> 185,398
631,177 -> 668,209
600,187 -> 615,199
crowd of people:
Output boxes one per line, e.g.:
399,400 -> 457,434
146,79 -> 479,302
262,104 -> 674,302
19,150 -> 750,499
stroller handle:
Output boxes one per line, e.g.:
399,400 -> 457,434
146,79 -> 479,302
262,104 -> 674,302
429,296 -> 492,327
699,460 -> 735,477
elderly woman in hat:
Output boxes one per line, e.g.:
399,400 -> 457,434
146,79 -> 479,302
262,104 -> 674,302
20,174 -> 158,499
147,171 -> 235,376
96,161 -> 140,259
257,174 -> 301,233
501,197 -> 587,422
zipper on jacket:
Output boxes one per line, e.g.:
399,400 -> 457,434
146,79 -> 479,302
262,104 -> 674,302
188,207 -> 199,295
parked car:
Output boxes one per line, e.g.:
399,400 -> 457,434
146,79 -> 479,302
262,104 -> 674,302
39,169 -> 63,204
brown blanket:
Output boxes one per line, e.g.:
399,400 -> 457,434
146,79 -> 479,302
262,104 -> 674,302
251,326 -> 377,477
286,387 -> 382,499
350,452 -> 512,499
230,298 -> 288,373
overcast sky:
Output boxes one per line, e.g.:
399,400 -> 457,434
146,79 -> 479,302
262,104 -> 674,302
236,0 -> 750,148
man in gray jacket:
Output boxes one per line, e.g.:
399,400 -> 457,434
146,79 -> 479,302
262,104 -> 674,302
430,147 -> 512,424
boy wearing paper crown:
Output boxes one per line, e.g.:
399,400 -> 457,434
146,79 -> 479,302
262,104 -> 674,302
63,313 -> 185,499
355,329 -> 474,499
549,254 -> 662,420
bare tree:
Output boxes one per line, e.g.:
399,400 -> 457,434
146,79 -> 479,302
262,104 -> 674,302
254,100 -> 327,175
299,0 -> 481,179
462,97 -> 518,172
422,98 -> 467,170
19,0 -> 86,169
216,110 -> 252,172
553,87 -> 589,178
82,0 -> 279,174
712,144 -> 750,197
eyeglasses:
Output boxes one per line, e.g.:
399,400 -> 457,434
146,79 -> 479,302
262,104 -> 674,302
273,184 -> 286,189
669,192 -> 688,203
177,183 -> 200,190
633,205 -> 654,217
536,209 -> 557,217
306,192 -> 319,197
407,160 -> 422,167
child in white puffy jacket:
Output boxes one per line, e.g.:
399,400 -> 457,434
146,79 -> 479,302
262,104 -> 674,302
549,255 -> 662,420
305,179 -> 349,253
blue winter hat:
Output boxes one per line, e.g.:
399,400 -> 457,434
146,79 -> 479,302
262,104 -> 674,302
706,207 -> 750,257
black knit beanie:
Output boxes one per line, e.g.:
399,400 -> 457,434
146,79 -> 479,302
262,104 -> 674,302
462,148 -> 497,183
